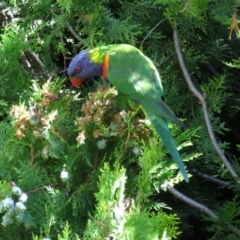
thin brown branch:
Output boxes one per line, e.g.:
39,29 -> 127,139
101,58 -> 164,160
50,128 -> 69,146
173,17 -> 240,183
19,51 -> 48,78
168,187 -> 240,238
180,0 -> 192,12
24,51 -> 45,73
192,169 -> 231,187
140,18 -> 166,49
18,52 -> 33,74
159,55 -> 173,67
205,61 -> 220,78
96,221 -> 109,238
26,183 -> 62,194
66,21 -> 83,42
168,187 -> 217,218
228,1 -> 240,40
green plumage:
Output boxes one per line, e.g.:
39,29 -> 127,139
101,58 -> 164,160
101,44 -> 188,182
69,44 -> 188,182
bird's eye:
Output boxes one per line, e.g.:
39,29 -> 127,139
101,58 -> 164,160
75,67 -> 81,73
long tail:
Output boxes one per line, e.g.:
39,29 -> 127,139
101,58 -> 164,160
144,109 -> 189,182
140,99 -> 186,128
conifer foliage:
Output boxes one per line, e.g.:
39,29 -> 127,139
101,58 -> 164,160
0,0 -> 240,239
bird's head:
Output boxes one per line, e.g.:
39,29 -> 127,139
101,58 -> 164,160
67,49 -> 102,87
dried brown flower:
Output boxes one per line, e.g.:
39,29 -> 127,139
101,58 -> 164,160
75,87 -> 150,146
10,81 -> 59,140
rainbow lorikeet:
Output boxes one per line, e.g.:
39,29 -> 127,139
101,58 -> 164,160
68,44 -> 188,182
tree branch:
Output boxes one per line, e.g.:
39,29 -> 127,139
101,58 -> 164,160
168,187 -> 240,238
19,52 -> 33,74
168,187 -> 217,218
205,61 -> 220,78
192,169 -> 231,187
173,17 -> 240,183
26,183 -> 63,194
140,18 -> 166,49
66,21 -> 83,42
19,51 -> 48,78
24,51 -> 45,73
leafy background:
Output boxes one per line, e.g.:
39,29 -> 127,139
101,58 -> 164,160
0,0 -> 240,239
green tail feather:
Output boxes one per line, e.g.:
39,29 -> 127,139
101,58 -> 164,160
144,109 -> 189,182
140,99 -> 186,128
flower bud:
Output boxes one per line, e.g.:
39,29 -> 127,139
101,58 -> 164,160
132,145 -> 141,155
60,170 -> 69,182
97,139 -> 107,150
2,211 -> 14,226
15,202 -> 26,212
2,197 -> 14,210
12,186 -> 22,196
19,193 -> 28,203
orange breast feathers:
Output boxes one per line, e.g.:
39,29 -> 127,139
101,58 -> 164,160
102,53 -> 110,78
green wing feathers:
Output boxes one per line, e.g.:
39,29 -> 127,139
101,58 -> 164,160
140,99 -> 186,128
105,44 -> 188,182
144,109 -> 189,182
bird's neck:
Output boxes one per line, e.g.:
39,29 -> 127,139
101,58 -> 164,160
89,46 -> 113,78
89,46 -> 111,64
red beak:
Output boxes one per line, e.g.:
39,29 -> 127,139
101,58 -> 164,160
70,77 -> 85,88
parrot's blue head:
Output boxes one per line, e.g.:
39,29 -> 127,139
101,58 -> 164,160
67,49 -> 102,87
